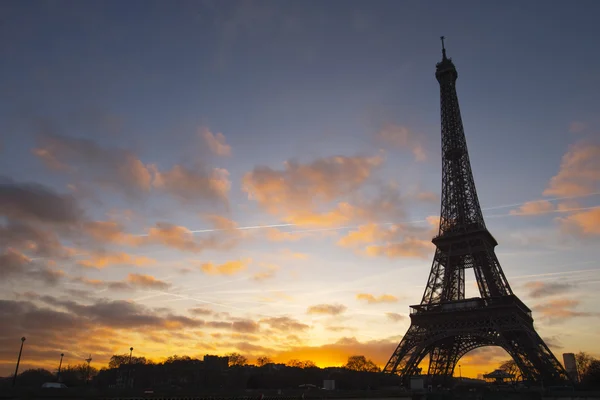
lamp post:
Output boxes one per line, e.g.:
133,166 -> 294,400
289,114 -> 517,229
57,353 -> 64,382
459,364 -> 462,380
85,355 -> 92,384
128,347 -> 134,389
12,337 -> 26,387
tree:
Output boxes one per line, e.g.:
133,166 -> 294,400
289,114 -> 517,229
256,356 -> 273,367
226,352 -> 248,367
582,360 -> 600,387
498,359 -> 521,383
165,355 -> 194,363
576,351 -> 596,379
15,369 -> 54,387
286,359 -> 316,368
344,355 -> 381,372
108,354 -> 147,369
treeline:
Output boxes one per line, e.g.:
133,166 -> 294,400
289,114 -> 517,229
1,353 -> 387,391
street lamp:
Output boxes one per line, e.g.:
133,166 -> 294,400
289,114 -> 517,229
128,347 -> 134,389
57,353 -> 64,382
12,337 -> 26,387
459,364 -> 462,380
85,355 -> 92,384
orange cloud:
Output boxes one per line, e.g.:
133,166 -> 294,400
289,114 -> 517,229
509,200 -> 555,216
523,281 -> 572,298
152,164 -> 230,205
242,154 -> 384,226
376,124 -> 426,161
533,298 -> 597,323
557,207 -> 600,236
339,223 -> 433,259
252,263 -> 279,281
77,251 -> 155,268
201,127 -> 231,156
83,220 -> 142,246
307,303 -> 347,315
33,131 -> 153,196
126,273 -> 170,290
356,293 -> 399,304
200,260 -> 249,276
544,141 -> 600,197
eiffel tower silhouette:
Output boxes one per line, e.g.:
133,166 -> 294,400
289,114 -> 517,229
383,38 -> 569,385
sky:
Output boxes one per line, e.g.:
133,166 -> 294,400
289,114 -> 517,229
1,0 -> 599,378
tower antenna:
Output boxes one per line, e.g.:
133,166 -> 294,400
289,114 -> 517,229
440,36 -> 447,59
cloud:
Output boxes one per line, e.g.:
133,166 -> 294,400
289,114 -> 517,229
543,141 -> 600,197
77,251 -> 156,269
82,220 -> 142,246
376,124 -> 426,161
189,307 -> 214,316
242,154 -> 384,226
338,223 -> 433,259
126,273 -> 170,290
152,164 -> 230,206
33,131 -> 152,197
252,263 -> 279,281
307,303 -> 347,316
201,127 -> 231,156
0,249 -> 65,285
200,260 -> 249,276
41,296 -> 204,329
33,131 -> 231,206
523,281 -> 573,298
533,298 -> 598,323
509,200 -> 555,216
146,219 -> 241,253
385,312 -> 406,322
0,221 -> 70,258
557,208 -> 600,236
260,316 -> 310,332
0,178 -> 82,224
72,274 -> 170,291
356,293 -> 399,304
205,319 -> 259,333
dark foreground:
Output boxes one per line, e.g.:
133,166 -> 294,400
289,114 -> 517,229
2,389 -> 600,400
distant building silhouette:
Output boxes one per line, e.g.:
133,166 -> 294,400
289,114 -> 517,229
563,353 -> 579,382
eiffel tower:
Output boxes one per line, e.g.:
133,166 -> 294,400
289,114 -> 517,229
383,38 -> 569,385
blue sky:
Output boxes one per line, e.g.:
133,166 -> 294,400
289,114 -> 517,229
1,0 -> 599,376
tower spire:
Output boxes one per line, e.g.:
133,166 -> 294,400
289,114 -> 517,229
440,35 -> 447,60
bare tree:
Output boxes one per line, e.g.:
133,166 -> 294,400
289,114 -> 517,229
498,359 -> 521,383
344,355 -> 380,372
256,356 -> 272,367
286,359 -> 316,368
576,352 -> 596,379
226,352 -> 248,367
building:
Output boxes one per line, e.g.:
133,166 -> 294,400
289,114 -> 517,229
204,355 -> 228,371
563,353 -> 579,382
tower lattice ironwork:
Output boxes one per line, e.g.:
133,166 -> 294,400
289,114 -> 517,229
383,38 -> 569,385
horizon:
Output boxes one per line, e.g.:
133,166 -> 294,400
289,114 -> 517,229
1,0 -> 599,380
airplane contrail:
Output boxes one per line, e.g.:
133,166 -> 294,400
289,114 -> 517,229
157,193 -> 600,237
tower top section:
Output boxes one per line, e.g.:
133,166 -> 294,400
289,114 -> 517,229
436,36 -> 457,83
